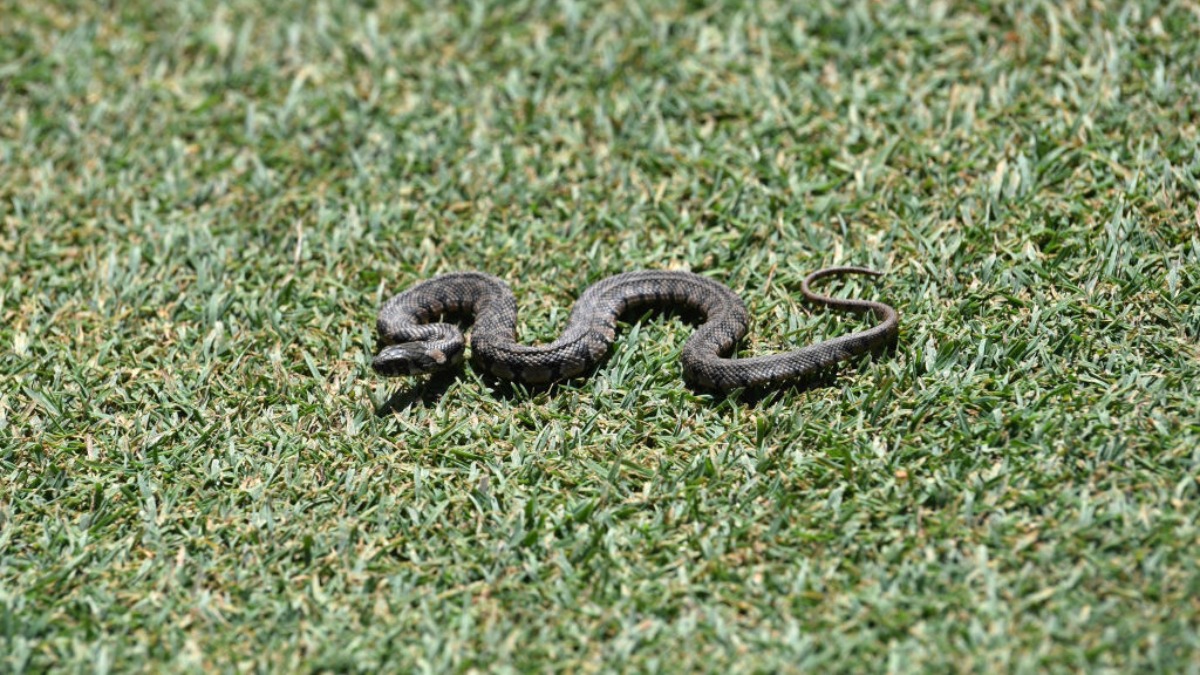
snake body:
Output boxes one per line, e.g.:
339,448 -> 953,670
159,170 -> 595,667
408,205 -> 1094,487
373,267 -> 899,392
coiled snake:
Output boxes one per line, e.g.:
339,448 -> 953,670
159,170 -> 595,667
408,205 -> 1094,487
372,267 -> 899,392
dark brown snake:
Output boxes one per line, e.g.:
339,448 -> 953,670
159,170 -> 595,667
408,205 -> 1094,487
372,267 -> 899,392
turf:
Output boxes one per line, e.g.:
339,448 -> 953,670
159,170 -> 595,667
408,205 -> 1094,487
2,0 -> 1199,671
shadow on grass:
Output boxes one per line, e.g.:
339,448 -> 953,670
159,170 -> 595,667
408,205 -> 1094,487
482,366 -> 849,407
374,369 -> 461,415
375,363 -> 855,411
374,340 -> 897,411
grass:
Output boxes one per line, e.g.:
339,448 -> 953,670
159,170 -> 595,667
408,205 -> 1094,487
2,0 -> 1199,671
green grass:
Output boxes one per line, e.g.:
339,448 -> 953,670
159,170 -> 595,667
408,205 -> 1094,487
2,0 -> 1199,671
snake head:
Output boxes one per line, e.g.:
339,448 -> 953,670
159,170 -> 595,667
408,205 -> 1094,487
372,342 -> 457,377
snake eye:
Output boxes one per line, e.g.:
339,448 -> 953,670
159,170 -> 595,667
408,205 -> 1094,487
372,343 -> 441,376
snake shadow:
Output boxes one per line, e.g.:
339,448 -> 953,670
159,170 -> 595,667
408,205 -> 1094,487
374,362 -> 867,413
479,332 -> 898,406
374,369 -> 461,414
373,366 -> 596,413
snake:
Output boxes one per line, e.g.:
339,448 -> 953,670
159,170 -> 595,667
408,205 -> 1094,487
372,267 -> 899,392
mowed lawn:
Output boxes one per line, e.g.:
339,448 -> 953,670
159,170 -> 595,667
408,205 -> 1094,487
2,0 -> 1199,671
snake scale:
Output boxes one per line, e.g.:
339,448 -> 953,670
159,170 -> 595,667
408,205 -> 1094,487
372,267 -> 899,392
